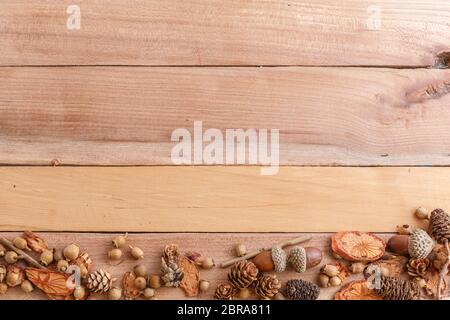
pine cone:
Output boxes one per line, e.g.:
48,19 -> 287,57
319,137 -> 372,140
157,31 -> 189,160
0,264 -> 6,283
429,209 -> 450,244
228,261 -> 258,289
160,257 -> 184,287
255,274 -> 281,299
284,279 -> 320,300
163,244 -> 180,264
433,245 -> 450,273
87,269 -> 113,293
214,282 -> 236,300
407,258 -> 430,278
375,276 -> 420,300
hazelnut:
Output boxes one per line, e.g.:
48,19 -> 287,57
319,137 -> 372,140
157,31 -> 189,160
112,233 -> 128,248
108,248 -> 122,261
349,262 -> 366,274
129,246 -> 144,260
201,257 -> 215,270
235,244 -> 247,257
57,259 -> 69,272
238,288 -> 251,299
143,287 -> 155,299
13,237 -> 28,250
199,280 -> 210,293
148,274 -> 162,289
40,250 -> 54,266
329,276 -> 342,286
387,235 -> 409,256
321,264 -> 339,277
318,274 -> 330,288
63,244 -> 80,261
415,207 -> 429,220
108,287 -> 122,300
0,283 -> 7,295
5,251 -> 20,264
133,264 -> 148,278
20,280 -> 34,293
73,286 -> 87,300
134,276 -> 147,290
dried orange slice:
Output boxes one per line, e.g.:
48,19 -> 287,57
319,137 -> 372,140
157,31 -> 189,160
331,231 -> 385,262
335,280 -> 382,300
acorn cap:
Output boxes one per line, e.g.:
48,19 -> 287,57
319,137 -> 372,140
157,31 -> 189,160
408,229 -> 434,259
271,246 -> 287,273
288,247 -> 306,273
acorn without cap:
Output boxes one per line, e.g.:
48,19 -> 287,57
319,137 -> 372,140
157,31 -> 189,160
388,229 -> 434,259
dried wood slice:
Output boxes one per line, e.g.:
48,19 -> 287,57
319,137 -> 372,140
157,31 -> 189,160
25,268 -> 74,297
122,272 -> 140,300
179,256 -> 200,297
331,231 -> 385,262
335,280 -> 382,300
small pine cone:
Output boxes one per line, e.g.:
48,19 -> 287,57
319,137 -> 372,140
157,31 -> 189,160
407,258 -> 430,278
375,276 -> 420,300
284,279 -> 320,300
214,282 -> 236,300
288,247 -> 306,273
429,209 -> 450,244
0,265 -> 6,283
87,269 -> 113,293
161,258 -> 184,287
228,261 -> 259,289
271,246 -> 287,273
163,244 -> 180,264
255,274 -> 281,299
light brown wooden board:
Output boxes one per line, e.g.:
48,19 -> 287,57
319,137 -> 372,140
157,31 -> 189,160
0,232 -> 394,300
0,1 -> 449,66
0,166 -> 442,232
2,67 -> 450,166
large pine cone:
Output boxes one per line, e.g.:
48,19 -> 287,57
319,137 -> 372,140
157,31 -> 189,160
228,261 -> 258,289
407,258 -> 430,278
429,209 -> 450,244
214,282 -> 236,300
161,257 -> 184,287
284,279 -> 320,300
255,274 -> 281,299
87,269 -> 113,293
375,276 -> 420,300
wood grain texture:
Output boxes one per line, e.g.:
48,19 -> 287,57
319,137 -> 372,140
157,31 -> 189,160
0,166 -> 442,232
2,67 -> 450,165
0,232 -> 393,300
0,0 -> 449,66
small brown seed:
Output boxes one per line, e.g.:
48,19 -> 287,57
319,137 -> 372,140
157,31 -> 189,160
63,244 -> 80,261
5,251 -> 19,264
238,288 -> 251,299
13,237 -> 28,250
40,250 -> 54,266
129,246 -> 144,260
20,280 -> 34,293
133,264 -> 148,278
73,286 -> 87,300
108,287 -> 122,300
415,207 -> 429,220
201,257 -> 215,270
112,233 -> 128,248
108,248 -> 122,261
235,244 -> 247,257
143,287 -> 155,299
329,276 -> 342,286
57,259 -> 69,272
321,264 -> 339,277
148,274 -> 162,289
134,276 -> 147,290
199,280 -> 210,293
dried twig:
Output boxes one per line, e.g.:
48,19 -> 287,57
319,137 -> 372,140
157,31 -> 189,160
0,236 -> 46,269
437,239 -> 450,300
220,235 -> 312,268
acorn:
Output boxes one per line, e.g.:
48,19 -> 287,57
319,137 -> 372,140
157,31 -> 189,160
108,287 -> 122,300
148,274 -> 162,289
20,280 -> 34,293
321,264 -> 340,277
0,244 -> 5,257
129,246 -> 144,260
73,286 -> 87,300
133,264 -> 148,278
329,276 -> 342,287
57,259 -> 69,272
0,283 -> 7,295
253,246 -> 287,272
108,248 -> 122,261
288,247 -> 322,273
199,280 -> 210,293
112,233 -> 128,248
63,244 -> 80,261
201,257 -> 215,270
235,244 -> 247,257
39,250 -> 54,266
13,237 -> 28,250
388,229 -> 434,259
143,287 -> 155,299
134,276 -> 147,290
4,251 -> 20,264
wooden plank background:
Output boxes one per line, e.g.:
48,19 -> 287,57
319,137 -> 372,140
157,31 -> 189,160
0,0 -> 449,66
1,67 -> 450,166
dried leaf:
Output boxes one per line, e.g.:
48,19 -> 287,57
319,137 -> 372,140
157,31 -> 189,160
25,268 -> 74,296
23,231 -> 48,253
331,231 -> 385,262
179,256 -> 200,297
424,269 -> 447,297
122,272 -> 140,300
335,280 -> 382,300
335,261 -> 350,282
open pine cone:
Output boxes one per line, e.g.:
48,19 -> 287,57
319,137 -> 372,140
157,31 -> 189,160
374,276 -> 420,300
255,274 -> 281,299
429,209 -> 450,244
214,282 -> 236,300
407,258 -> 431,278
87,269 -> 113,293
228,261 -> 259,289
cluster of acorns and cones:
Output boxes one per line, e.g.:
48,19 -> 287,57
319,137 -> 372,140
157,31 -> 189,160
0,206 -> 449,300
